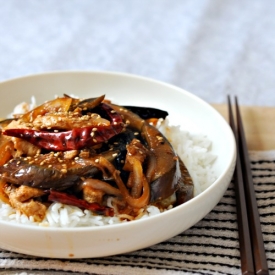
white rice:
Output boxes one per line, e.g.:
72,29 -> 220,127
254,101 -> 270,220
0,103 -> 216,228
7,96 -> 36,118
158,118 -> 217,196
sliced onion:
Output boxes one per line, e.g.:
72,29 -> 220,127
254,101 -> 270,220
82,178 -> 121,197
98,157 -> 150,209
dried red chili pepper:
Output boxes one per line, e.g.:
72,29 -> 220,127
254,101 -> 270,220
3,103 -> 124,151
48,190 -> 114,217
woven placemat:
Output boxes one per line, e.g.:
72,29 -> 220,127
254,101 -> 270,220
1,151 -> 274,275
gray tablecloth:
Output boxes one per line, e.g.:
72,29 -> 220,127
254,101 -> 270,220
0,0 -> 275,106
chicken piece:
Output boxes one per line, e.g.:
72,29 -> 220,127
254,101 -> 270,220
0,180 -> 9,204
2,119 -> 40,157
8,185 -> 45,202
12,137 -> 41,157
4,119 -> 32,130
83,185 -> 105,204
15,200 -> 46,222
63,150 -> 79,160
81,178 -> 122,205
0,135 -> 14,165
5,185 -> 46,222
32,113 -> 110,130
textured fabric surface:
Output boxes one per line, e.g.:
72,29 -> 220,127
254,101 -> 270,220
0,0 -> 275,106
0,151 -> 274,275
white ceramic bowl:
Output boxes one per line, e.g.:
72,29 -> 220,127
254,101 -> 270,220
0,71 -> 236,258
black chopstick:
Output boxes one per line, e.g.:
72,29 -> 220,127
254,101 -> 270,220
228,96 -> 269,275
228,96 -> 255,274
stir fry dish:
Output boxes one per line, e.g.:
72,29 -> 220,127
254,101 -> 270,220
0,95 -> 193,222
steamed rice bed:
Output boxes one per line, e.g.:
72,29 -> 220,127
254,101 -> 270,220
0,99 -> 216,227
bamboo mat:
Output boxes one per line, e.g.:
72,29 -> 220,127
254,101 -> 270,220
212,104 -> 275,151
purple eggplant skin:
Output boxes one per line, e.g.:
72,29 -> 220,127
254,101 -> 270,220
141,122 -> 180,202
0,150 -> 118,190
149,143 -> 194,204
175,159 -> 194,205
149,163 -> 178,202
145,124 -> 194,204
122,106 -> 168,120
0,158 -> 79,190
72,94 -> 105,112
107,103 -> 194,205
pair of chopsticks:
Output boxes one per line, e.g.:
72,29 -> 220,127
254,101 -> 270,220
228,96 -> 269,275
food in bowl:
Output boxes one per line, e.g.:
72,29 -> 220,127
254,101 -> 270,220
0,72 -> 235,259
0,94 -> 216,227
